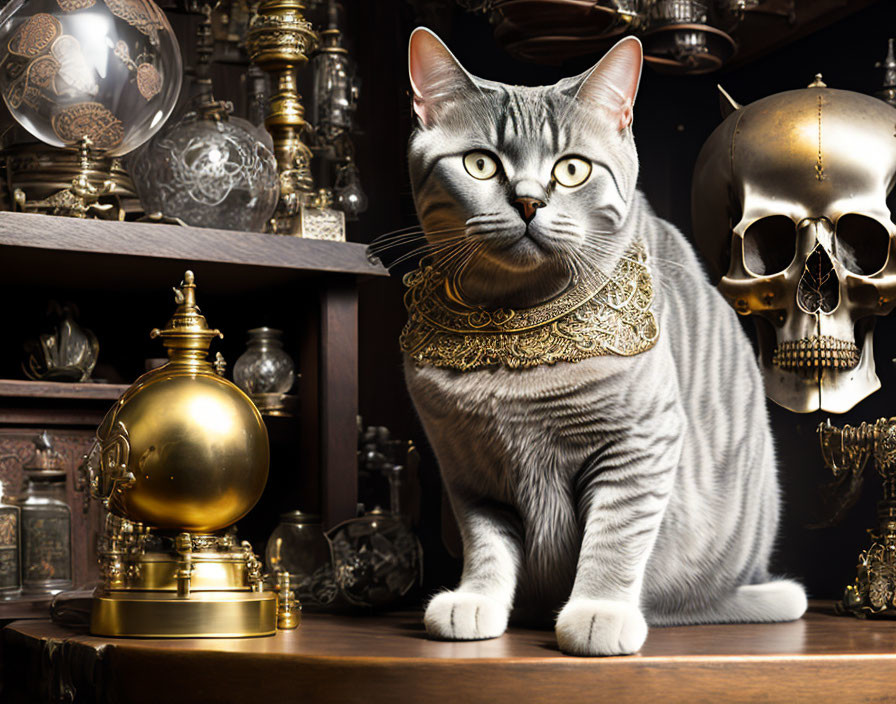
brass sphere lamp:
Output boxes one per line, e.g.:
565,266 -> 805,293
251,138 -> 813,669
82,271 -> 298,637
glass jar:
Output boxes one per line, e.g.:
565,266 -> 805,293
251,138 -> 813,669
19,433 -> 72,595
265,511 -> 337,607
233,328 -> 295,395
0,480 -> 21,598
328,508 -> 422,608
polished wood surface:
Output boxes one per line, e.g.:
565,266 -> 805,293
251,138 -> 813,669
0,211 -> 387,279
0,595 -> 50,621
5,603 -> 896,703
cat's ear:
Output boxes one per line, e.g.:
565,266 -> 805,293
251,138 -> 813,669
573,36 -> 643,131
409,27 -> 477,126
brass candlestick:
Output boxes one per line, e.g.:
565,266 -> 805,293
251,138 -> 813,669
818,418 -> 896,617
246,0 -> 314,225
246,0 -> 345,240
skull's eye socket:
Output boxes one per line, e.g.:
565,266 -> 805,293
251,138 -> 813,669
836,214 -> 890,275
463,151 -> 499,180
552,157 -> 592,188
743,216 -> 797,276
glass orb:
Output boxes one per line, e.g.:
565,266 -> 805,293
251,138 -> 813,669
131,112 -> 279,231
234,327 -> 295,395
0,0 -> 182,156
265,511 -> 338,608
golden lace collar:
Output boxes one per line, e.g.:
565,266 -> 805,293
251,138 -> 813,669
400,239 -> 659,371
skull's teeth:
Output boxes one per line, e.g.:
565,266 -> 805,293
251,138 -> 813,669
772,335 -> 859,371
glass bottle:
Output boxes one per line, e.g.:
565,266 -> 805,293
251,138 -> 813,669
0,480 -> 21,598
234,328 -> 296,395
265,511 -> 337,607
20,433 -> 72,595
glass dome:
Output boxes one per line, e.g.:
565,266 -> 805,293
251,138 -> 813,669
0,0 -> 182,156
131,111 -> 279,231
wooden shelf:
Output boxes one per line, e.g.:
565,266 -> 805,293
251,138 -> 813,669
0,211 -> 387,289
0,596 -> 50,622
0,380 -> 128,401
4,603 -> 896,703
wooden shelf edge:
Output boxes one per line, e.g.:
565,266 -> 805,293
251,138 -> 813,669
0,597 -> 51,621
0,379 -> 128,401
0,211 -> 388,278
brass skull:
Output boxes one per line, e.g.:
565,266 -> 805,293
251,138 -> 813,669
693,77 -> 896,413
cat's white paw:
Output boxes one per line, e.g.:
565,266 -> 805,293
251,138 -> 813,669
424,591 -> 509,641
555,598 -> 647,656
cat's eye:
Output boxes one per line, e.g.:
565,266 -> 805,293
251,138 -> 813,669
553,157 -> 592,188
463,151 -> 499,180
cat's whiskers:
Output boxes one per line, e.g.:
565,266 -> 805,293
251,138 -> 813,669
384,234 -> 470,269
368,226 -> 466,254
434,236 -> 483,274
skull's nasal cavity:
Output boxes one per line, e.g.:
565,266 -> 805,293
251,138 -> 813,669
797,243 -> 840,314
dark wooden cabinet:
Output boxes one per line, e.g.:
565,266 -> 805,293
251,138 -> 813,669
0,210 -> 387,615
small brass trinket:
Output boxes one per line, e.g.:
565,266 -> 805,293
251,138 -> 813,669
818,418 -> 896,617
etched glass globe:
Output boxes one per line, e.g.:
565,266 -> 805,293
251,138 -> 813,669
131,110 -> 279,231
0,0 -> 182,156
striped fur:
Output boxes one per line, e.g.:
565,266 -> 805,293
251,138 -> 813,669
403,32 -> 806,656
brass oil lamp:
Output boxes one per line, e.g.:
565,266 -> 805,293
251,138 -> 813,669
82,271 -> 297,637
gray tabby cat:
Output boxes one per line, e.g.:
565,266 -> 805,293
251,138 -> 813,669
402,28 -> 807,656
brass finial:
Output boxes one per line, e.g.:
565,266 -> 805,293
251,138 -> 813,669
809,74 -> 827,88
150,270 -> 222,361
276,571 -> 301,629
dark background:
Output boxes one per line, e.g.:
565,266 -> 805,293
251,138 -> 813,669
347,0 -> 896,603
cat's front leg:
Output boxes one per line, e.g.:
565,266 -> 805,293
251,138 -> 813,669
424,496 -> 521,641
556,418 -> 682,656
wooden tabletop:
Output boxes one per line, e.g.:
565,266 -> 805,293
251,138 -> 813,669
5,603 -> 896,703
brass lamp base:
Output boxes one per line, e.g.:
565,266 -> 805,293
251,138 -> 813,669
84,520 -> 297,638
91,590 -> 278,638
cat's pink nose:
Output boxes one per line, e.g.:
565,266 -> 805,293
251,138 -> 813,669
513,197 -> 545,223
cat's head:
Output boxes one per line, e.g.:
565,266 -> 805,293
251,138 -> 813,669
408,28 -> 643,308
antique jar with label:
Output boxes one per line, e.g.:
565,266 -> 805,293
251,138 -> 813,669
19,432 -> 72,595
0,480 -> 21,598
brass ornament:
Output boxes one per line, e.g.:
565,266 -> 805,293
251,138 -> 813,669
246,0 -> 342,238
818,418 -> 896,617
82,271 -> 285,638
401,240 -> 659,371
52,102 -> 124,151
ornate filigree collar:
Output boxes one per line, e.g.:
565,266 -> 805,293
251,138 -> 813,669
400,239 -> 659,371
